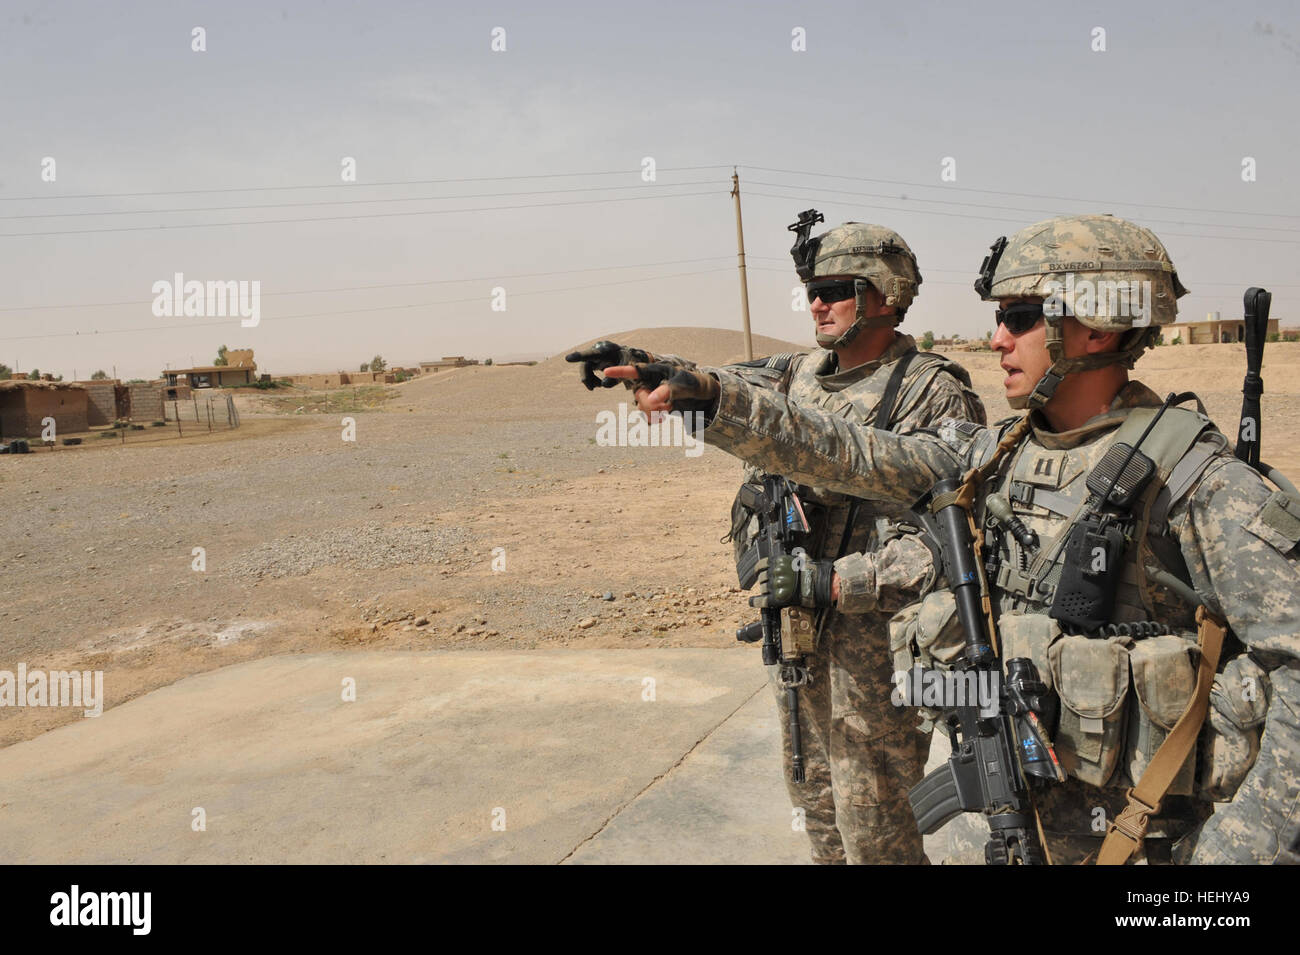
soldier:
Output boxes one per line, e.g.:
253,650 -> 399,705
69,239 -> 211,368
610,213 -> 1300,865
569,213 -> 984,864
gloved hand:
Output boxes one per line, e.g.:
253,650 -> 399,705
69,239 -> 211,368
608,362 -> 721,415
565,341 -> 658,390
749,554 -> 836,609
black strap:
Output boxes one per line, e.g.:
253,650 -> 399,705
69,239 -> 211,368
873,349 -> 918,430
811,349 -> 922,631
835,350 -> 919,559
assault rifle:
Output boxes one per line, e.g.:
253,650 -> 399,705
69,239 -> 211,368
907,477 -> 1064,864
735,474 -> 818,782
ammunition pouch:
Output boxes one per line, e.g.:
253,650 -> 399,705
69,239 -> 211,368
1049,631 -> 1132,787
1199,653 -> 1270,801
901,606 -> 1262,801
1127,634 -> 1200,796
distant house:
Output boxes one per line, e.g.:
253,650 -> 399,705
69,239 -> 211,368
162,348 -> 257,394
0,381 -> 88,439
1173,315 -> 1281,344
418,356 -> 480,373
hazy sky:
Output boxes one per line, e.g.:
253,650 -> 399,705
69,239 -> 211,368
2,0 -> 1298,379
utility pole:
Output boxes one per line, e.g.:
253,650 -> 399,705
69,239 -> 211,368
731,168 -> 754,361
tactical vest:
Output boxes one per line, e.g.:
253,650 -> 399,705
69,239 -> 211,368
893,398 -> 1273,810
728,348 -> 976,571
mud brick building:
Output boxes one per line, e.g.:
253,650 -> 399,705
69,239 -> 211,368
0,381 -> 89,439
118,382 -> 164,421
74,378 -> 118,426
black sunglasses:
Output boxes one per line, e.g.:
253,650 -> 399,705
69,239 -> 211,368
805,279 -> 859,305
995,303 -> 1045,335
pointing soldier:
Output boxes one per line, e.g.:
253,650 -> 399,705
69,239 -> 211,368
608,213 -> 1299,864
569,213 -> 984,863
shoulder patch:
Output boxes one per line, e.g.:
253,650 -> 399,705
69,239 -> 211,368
729,352 -> 803,372
935,417 -> 984,451
1245,489 -> 1300,554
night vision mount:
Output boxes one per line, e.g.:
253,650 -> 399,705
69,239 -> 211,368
788,208 -> 825,281
974,236 -> 1008,299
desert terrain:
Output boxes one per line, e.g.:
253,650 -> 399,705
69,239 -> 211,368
4,328 -> 1300,749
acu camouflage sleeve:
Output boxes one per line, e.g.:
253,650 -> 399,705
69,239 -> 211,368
834,533 -> 939,615
832,370 -> 984,613
653,353 -> 798,392
1173,455 -> 1300,864
699,367 -> 967,505
890,366 -> 988,434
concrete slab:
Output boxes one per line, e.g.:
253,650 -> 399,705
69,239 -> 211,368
0,649 -> 769,864
566,684 -> 812,864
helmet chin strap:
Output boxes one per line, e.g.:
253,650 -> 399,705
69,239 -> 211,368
1013,320 -> 1153,411
815,278 -> 898,349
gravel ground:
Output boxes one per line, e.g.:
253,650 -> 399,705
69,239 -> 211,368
5,334 -> 1300,747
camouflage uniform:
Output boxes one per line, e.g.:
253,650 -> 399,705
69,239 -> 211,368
692,219 -> 1300,864
698,336 -> 984,864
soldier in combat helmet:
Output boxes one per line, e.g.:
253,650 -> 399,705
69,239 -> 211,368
602,213 -> 1299,864
569,212 -> 984,864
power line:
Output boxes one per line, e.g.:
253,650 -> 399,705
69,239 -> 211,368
0,256 -> 734,312
0,165 -> 733,203
739,164 -> 1300,221
0,266 -> 733,342
746,178 -> 1300,237
745,190 -> 1300,246
0,189 -> 720,238
744,256 -> 1300,289
0,180 -> 721,222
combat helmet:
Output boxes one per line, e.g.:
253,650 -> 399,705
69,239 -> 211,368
789,209 -> 922,349
975,213 -> 1188,410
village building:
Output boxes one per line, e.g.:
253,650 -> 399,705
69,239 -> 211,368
418,356 -> 480,374
1172,312 -> 1282,344
162,348 -> 257,394
0,381 -> 89,439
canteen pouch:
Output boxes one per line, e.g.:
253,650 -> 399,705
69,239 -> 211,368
1048,633 -> 1131,786
1198,653 -> 1270,801
1127,633 -> 1200,796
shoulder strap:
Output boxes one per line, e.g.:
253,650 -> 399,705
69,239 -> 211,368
1109,404 -> 1213,482
874,350 -> 917,430
1095,400 -> 1225,865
